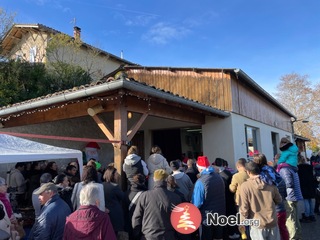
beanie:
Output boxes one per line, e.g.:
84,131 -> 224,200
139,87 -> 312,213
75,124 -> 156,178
154,169 -> 169,181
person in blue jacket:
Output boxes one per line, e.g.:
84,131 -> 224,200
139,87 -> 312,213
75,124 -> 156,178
191,156 -> 225,240
277,137 -> 299,172
28,182 -> 71,240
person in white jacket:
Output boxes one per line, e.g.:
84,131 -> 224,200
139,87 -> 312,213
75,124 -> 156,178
145,145 -> 172,190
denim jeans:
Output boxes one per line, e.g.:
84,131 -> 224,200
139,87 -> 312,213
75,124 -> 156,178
303,198 -> 314,217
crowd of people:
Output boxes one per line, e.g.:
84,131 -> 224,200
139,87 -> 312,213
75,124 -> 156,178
0,140 -> 318,240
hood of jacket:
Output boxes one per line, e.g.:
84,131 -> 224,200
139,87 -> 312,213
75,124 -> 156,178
247,175 -> 266,190
172,171 -> 185,179
68,205 -> 107,238
200,166 -> 215,175
147,153 -> 166,166
124,154 -> 141,165
280,143 -> 298,153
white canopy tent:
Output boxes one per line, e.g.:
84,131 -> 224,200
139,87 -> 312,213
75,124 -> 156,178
0,134 -> 83,176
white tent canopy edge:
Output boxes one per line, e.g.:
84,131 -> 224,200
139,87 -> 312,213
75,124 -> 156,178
0,133 -> 83,177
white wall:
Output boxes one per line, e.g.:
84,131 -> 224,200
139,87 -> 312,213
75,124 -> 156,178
202,113 -> 292,169
202,116 -> 235,167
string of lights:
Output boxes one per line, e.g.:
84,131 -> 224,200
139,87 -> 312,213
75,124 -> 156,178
0,92 -> 152,122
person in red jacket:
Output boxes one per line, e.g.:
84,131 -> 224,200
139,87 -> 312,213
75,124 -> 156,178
63,182 -> 116,240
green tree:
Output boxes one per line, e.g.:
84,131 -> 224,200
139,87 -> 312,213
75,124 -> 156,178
275,73 -> 320,148
0,60 -> 91,106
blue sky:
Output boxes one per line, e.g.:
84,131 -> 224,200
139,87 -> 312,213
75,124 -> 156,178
2,0 -> 320,95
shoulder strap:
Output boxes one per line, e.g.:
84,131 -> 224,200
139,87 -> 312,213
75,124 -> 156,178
128,191 -> 143,211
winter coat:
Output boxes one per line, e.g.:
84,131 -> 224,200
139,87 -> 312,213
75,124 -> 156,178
123,183 -> 147,238
132,180 -> 181,240
57,185 -> 73,212
28,194 -> 71,240
278,165 -> 303,202
192,166 -> 226,219
278,143 -> 299,167
171,171 -> 194,201
146,153 -> 172,190
298,163 -> 316,199
123,154 -> 149,184
63,205 -> 116,240
185,166 -> 199,184
219,169 -> 237,216
229,170 -> 249,205
239,175 -> 282,229
259,165 -> 287,213
103,182 -> 124,233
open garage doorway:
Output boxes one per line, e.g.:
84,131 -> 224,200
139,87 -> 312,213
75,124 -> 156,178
152,128 -> 203,163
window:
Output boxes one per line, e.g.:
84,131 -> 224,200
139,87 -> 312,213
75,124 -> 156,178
271,132 -> 279,157
29,46 -> 37,62
245,126 -> 259,159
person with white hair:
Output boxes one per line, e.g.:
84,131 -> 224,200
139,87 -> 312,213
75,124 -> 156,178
63,182 -> 116,240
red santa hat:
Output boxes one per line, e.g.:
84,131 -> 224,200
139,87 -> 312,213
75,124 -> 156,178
86,142 -> 100,149
197,156 -> 210,169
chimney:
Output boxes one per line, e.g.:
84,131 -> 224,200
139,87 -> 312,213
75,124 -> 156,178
73,26 -> 81,40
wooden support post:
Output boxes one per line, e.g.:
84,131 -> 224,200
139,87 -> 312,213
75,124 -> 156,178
114,104 -> 128,190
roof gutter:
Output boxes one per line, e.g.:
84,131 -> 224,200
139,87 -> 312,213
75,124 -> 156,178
0,79 -> 229,118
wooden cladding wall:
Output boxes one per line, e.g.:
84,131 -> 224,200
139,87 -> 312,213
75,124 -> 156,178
231,79 -> 291,131
126,69 -> 233,111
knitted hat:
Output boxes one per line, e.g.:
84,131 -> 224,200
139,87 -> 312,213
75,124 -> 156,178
153,169 -> 169,181
197,156 -> 210,169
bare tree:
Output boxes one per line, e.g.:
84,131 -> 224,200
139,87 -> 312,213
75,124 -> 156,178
0,8 -> 15,40
275,73 -> 320,148
46,33 -> 103,81
0,8 -> 15,61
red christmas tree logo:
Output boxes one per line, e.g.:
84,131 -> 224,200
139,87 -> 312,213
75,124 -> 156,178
170,203 -> 201,234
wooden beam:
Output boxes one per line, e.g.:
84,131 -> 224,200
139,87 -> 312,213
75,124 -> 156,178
127,113 -> 148,141
113,103 -> 128,190
91,115 -> 114,142
126,96 -> 205,124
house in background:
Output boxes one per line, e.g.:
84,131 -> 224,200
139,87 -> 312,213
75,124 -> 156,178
0,23 -> 136,80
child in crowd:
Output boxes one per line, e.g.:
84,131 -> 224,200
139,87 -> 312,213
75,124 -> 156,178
277,137 -> 299,172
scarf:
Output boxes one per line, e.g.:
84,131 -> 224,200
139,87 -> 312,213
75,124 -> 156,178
0,193 -> 12,218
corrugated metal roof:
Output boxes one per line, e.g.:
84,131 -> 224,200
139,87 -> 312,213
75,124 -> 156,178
123,66 -> 295,118
0,76 -> 229,118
